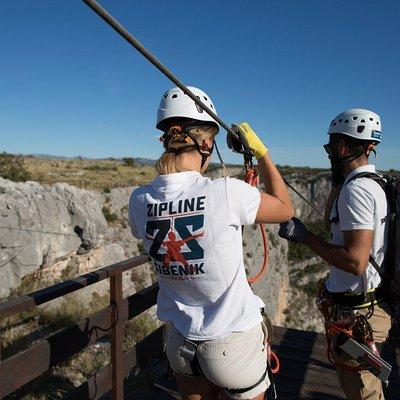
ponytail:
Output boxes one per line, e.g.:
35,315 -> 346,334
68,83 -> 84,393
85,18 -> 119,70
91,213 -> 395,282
156,125 -> 217,175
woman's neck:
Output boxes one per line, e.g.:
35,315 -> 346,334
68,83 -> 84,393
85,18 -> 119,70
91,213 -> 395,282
176,153 -> 202,173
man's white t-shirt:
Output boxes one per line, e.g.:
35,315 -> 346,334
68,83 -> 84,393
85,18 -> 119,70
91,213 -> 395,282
326,164 -> 388,293
129,171 -> 262,340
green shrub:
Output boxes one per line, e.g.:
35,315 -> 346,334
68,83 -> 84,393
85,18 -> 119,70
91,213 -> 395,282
38,299 -> 87,329
84,164 -> 117,171
102,206 -> 118,223
301,278 -> 325,296
137,242 -> 146,255
122,157 -> 135,167
124,315 -> 158,350
0,152 -> 30,182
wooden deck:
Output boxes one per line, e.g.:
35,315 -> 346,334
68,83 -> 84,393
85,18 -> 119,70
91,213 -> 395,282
151,326 -> 400,400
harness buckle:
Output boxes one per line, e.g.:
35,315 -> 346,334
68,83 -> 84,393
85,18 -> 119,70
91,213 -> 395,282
180,339 -> 199,362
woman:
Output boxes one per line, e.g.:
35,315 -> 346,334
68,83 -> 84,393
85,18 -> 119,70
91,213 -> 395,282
129,86 -> 293,400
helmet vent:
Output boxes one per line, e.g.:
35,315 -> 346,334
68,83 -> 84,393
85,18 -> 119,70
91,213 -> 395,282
204,96 -> 208,101
353,116 -> 358,120
357,126 -> 365,133
172,94 -> 178,98
360,119 -> 365,123
339,119 -> 343,122
210,104 -> 214,109
377,121 -> 380,125
369,118 -> 373,121
345,119 -> 349,123
333,122 -> 337,126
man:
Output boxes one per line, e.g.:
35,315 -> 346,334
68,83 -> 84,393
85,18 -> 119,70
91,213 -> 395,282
278,109 -> 391,400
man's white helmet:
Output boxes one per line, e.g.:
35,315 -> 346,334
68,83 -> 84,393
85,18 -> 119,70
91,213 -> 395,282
156,86 -> 219,131
327,108 -> 382,143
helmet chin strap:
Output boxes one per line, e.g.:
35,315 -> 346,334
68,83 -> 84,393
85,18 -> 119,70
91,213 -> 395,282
161,124 -> 214,169
184,131 -> 214,169
330,146 -> 367,163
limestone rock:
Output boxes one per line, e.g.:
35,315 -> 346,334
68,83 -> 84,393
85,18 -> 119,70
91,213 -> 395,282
0,171 -> 331,333
0,178 -> 107,298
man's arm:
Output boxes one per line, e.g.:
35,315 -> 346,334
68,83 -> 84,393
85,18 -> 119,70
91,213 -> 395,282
304,229 -> 373,276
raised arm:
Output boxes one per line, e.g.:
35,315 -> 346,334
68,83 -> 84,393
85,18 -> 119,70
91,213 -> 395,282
234,123 -> 294,223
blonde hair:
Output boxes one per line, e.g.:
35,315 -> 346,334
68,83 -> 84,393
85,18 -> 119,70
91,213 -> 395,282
156,125 -> 217,175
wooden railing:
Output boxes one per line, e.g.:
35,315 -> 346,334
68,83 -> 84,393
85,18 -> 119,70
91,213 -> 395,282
0,255 -> 161,400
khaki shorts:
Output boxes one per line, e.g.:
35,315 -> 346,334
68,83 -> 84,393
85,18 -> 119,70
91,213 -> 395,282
165,323 -> 270,400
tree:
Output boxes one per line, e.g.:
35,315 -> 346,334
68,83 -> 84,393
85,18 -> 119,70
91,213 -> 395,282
0,152 -> 31,182
122,157 -> 135,167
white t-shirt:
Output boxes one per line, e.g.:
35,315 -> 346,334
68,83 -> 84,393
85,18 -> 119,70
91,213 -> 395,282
326,164 -> 388,293
129,171 -> 262,340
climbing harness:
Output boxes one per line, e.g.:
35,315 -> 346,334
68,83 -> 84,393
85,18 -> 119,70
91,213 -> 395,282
177,320 -> 278,399
316,285 -> 392,382
262,311 -> 280,375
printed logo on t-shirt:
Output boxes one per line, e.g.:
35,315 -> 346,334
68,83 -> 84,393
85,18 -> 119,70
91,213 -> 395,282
145,196 -> 206,280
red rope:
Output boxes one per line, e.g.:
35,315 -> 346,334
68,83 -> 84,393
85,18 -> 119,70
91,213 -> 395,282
245,167 -> 270,284
270,350 -> 280,374
244,166 -> 279,372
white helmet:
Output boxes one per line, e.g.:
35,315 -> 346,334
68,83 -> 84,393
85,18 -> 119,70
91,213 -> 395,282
156,86 -> 219,131
327,108 -> 382,143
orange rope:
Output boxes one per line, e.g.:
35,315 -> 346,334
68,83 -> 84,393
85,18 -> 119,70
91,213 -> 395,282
245,167 -> 270,284
325,317 -> 378,372
270,350 -> 280,374
244,166 -> 279,372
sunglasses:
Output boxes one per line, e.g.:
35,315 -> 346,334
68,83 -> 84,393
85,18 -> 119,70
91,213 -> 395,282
323,143 -> 334,156
323,138 -> 343,156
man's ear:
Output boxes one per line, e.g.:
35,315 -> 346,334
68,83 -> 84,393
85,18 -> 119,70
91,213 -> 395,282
337,139 -> 348,156
366,143 -> 376,157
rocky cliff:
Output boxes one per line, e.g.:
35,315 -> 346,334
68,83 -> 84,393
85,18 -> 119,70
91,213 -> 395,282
0,178 -> 153,303
0,171 -> 331,328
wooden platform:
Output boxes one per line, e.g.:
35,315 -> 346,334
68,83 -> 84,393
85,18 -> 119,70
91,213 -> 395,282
151,326 -> 400,400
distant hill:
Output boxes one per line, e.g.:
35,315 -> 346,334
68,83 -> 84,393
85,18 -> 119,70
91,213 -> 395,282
29,154 -> 92,160
133,157 -> 157,166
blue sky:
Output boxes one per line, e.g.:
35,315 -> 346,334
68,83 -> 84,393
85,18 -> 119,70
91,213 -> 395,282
1,0 -> 399,169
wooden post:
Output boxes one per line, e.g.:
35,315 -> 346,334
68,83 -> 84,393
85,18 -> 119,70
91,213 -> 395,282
110,271 -> 124,400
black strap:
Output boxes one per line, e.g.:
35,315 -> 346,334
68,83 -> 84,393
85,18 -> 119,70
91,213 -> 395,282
227,368 -> 268,394
329,289 -> 377,308
190,349 -> 270,396
330,197 -> 340,225
369,255 -> 384,278
346,171 -> 385,185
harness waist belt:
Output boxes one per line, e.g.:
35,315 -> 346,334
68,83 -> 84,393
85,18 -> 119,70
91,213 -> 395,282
329,289 -> 380,308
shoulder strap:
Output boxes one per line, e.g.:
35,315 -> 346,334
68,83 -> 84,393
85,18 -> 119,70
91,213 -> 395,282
369,255 -> 384,278
345,171 -> 385,187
